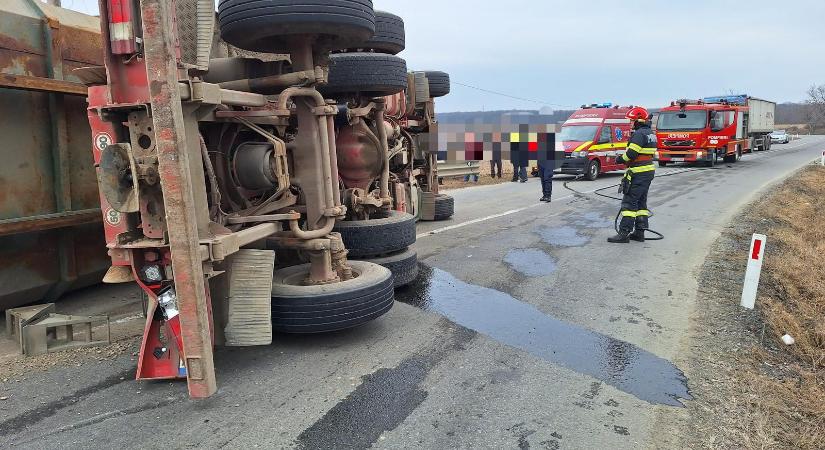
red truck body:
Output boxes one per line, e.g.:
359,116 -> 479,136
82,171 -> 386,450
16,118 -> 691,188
656,96 -> 774,166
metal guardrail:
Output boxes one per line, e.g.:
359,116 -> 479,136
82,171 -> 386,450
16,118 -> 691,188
436,161 -> 481,179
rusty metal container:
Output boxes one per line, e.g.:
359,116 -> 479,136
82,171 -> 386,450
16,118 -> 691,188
0,0 -> 108,310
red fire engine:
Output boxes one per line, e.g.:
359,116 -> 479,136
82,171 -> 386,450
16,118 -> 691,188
656,96 -> 776,167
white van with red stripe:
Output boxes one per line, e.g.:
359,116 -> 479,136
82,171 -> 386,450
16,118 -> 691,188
557,104 -> 634,180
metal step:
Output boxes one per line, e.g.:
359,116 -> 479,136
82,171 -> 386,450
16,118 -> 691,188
223,249 -> 276,346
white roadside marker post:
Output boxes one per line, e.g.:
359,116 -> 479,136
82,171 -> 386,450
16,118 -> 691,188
741,234 -> 767,309
820,150 -> 825,166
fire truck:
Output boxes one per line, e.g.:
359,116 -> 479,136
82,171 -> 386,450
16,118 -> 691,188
557,103 -> 634,181
656,95 -> 776,167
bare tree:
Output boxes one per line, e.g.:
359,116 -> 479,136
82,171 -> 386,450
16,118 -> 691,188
805,84 -> 825,134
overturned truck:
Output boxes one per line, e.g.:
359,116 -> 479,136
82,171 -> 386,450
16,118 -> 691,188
86,0 -> 450,395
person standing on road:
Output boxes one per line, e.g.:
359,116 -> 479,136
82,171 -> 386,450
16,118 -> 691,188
608,107 -> 657,243
491,141 -> 503,178
537,154 -> 554,202
509,132 -> 529,182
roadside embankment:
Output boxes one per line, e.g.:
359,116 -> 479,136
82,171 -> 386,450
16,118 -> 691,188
656,164 -> 825,449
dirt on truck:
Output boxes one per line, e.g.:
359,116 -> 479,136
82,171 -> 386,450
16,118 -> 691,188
0,0 -> 453,396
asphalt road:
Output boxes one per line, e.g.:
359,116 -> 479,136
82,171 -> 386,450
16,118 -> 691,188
2,137 -> 823,449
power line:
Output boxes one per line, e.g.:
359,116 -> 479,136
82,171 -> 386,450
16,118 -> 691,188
452,81 -> 575,109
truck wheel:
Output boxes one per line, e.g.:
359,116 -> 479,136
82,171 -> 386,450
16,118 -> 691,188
584,159 -> 600,181
422,71 -> 450,98
359,248 -> 418,287
218,0 -> 375,53
433,194 -> 454,220
321,52 -> 408,97
358,10 -> 405,54
333,210 -> 416,257
271,261 -> 394,333
658,161 -> 668,167
723,145 -> 741,163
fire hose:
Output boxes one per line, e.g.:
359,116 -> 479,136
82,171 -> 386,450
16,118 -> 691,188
562,166 -> 724,241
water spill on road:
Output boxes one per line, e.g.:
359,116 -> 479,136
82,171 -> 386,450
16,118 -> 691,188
536,225 -> 590,247
571,211 -> 615,229
396,265 -> 692,406
504,249 -> 557,276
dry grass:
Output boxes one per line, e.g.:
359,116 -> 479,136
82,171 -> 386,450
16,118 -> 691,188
439,160 -> 515,189
740,165 -> 825,449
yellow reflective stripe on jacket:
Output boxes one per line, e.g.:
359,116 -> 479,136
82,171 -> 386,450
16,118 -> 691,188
637,209 -> 650,216
621,210 -> 638,217
636,147 -> 656,155
627,142 -> 642,152
627,164 -> 656,173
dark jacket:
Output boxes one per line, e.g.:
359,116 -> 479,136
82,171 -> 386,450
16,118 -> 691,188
621,124 -> 657,167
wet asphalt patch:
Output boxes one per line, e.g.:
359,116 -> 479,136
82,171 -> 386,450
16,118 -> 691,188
504,249 -> 557,277
295,326 -> 474,449
535,225 -> 590,247
571,211 -> 615,229
395,265 -> 692,407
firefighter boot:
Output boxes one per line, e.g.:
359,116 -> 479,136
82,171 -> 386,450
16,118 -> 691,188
629,216 -> 648,242
607,232 -> 631,243
608,214 -> 635,243
628,229 -> 645,242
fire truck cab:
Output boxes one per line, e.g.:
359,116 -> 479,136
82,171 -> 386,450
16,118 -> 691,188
656,96 -> 773,167
557,104 -> 633,180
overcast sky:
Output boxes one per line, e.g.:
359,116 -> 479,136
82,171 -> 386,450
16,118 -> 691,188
61,0 -> 825,112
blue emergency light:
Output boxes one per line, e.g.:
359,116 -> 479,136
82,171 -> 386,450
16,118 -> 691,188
703,95 -> 747,105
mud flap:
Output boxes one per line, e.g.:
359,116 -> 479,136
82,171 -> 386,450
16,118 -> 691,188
419,191 -> 436,221
224,249 -> 276,346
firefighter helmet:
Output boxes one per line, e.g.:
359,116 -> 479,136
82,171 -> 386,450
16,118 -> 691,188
626,106 -> 651,122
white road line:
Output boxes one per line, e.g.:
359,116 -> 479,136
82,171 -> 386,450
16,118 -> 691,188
417,185 -> 603,239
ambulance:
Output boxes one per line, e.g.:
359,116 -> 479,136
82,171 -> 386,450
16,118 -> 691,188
556,103 -> 634,180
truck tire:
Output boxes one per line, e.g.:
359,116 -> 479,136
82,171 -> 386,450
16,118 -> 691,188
584,159 -> 600,181
756,136 -> 766,151
433,194 -> 454,220
658,161 -> 668,167
218,0 -> 375,53
333,210 -> 416,257
271,261 -> 393,333
723,145 -> 741,163
422,71 -> 450,98
704,154 -> 716,168
321,52 -> 408,97
359,10 -> 405,54
359,248 -> 418,287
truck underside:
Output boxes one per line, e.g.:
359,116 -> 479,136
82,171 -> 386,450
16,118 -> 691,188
74,0 -> 453,396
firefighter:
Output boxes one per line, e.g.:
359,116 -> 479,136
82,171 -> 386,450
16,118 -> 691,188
608,107 -> 657,243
